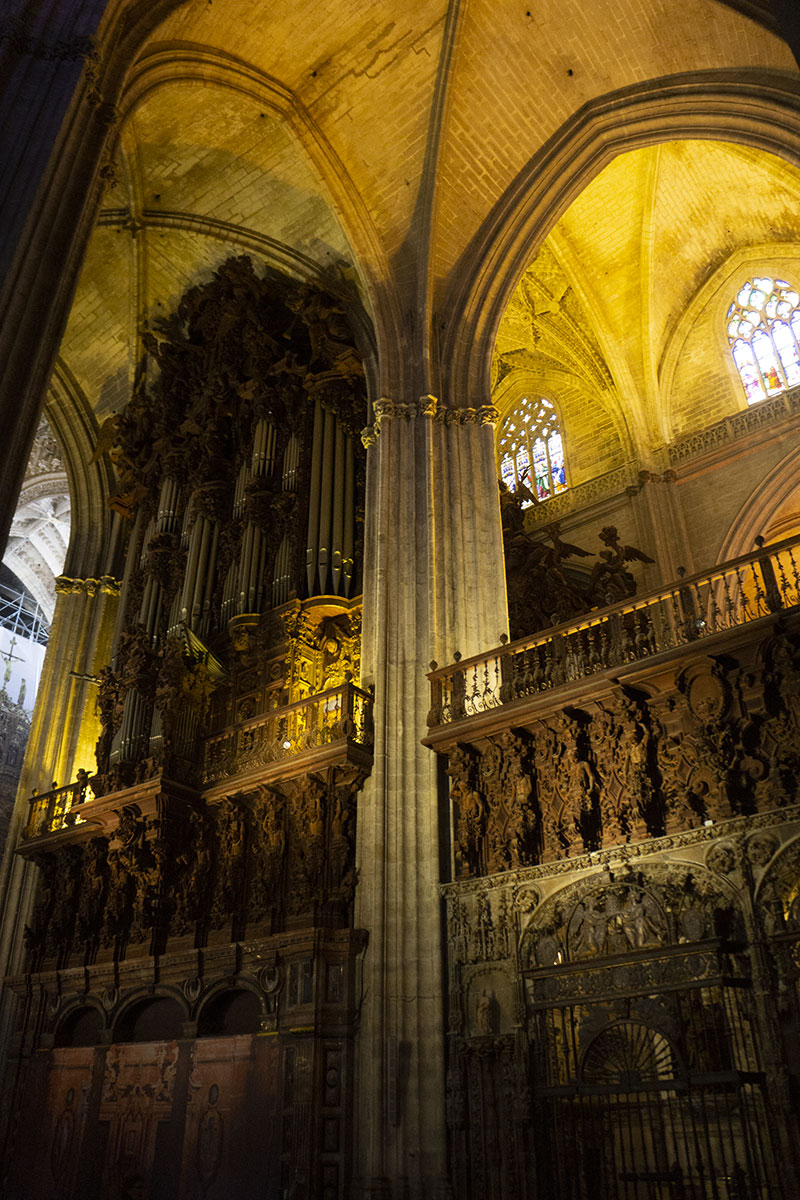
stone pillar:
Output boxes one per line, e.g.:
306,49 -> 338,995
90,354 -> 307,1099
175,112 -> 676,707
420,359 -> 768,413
354,397 -> 506,1199
0,1 -> 106,285
630,469 -> 694,580
0,575 -> 120,1084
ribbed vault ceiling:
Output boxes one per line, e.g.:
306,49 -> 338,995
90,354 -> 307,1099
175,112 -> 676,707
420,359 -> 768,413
493,140 -> 800,451
54,0 -> 800,442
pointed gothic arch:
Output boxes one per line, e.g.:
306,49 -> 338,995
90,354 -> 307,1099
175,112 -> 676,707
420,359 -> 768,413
441,71 -> 800,413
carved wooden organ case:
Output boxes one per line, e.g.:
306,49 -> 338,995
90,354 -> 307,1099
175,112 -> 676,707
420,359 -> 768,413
4,258 -> 374,1200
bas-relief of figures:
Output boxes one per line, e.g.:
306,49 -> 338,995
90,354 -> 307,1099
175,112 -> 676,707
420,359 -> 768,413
103,811 -> 149,949
173,811 -> 212,936
328,776 -> 359,908
512,865 -> 740,981
448,631 -> 800,885
23,767 -> 363,966
247,789 -> 286,924
210,800 -> 247,932
449,745 -> 486,878
569,884 -> 664,958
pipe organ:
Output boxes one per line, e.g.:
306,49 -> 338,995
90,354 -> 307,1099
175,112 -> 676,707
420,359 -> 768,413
6,258 -> 374,1200
96,256 -> 369,790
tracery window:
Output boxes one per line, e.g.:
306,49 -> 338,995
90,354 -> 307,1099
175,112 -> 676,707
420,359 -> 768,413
497,395 -> 567,506
727,276 -> 800,404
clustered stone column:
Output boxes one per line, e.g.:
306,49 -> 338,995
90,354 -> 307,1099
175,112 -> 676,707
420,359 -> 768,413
355,396 -> 506,1199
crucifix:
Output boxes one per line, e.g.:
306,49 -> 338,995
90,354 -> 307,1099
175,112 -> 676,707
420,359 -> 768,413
0,637 -> 23,691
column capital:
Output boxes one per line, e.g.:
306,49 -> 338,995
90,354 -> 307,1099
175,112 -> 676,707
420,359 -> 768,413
437,404 -> 499,427
55,574 -> 121,598
361,398 -> 498,446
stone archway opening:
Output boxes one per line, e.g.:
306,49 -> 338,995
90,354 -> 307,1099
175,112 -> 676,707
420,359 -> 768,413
0,415 -> 70,849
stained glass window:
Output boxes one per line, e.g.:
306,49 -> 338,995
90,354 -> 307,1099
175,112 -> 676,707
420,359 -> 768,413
497,395 -> 567,505
728,277 -> 800,404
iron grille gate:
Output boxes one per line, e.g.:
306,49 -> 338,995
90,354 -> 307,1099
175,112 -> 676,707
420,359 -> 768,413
534,1079 -> 779,1200
526,954 -> 783,1200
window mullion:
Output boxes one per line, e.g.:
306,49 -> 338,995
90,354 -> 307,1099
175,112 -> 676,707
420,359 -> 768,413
543,433 -> 554,498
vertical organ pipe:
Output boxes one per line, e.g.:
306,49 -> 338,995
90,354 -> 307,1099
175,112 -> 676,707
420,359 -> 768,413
222,563 -> 236,624
331,421 -> 345,594
238,519 -> 254,613
180,506 -> 202,622
157,477 -> 180,534
283,433 -> 298,492
233,417 -> 273,616
343,435 -> 354,597
306,399 -> 324,594
251,417 -> 264,475
272,535 -> 290,607
166,590 -> 182,638
116,474 -> 177,766
191,517 -> 212,625
234,461 -> 248,518
111,509 -> 144,659
202,523 -> 219,637
317,408 -> 335,594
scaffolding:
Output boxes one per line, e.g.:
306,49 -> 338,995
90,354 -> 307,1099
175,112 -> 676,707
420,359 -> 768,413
0,582 -> 49,646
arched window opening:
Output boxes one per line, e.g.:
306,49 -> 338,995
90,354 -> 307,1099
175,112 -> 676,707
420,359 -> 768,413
497,396 -> 567,505
0,416 -> 70,855
114,997 -> 184,1043
197,988 -> 261,1037
727,277 -> 800,404
55,1005 -> 103,1048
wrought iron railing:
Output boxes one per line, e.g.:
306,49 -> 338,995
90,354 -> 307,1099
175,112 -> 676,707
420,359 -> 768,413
202,681 -> 373,784
24,776 -> 92,839
427,535 -> 800,728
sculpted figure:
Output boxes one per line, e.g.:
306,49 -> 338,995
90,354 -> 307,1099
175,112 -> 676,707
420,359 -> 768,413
288,286 -> 362,380
76,838 -> 109,948
561,743 -> 598,853
498,478 -> 533,541
589,525 -> 654,605
475,989 -> 493,1035
620,888 -> 661,948
571,898 -> 609,957
448,746 -> 485,876
95,665 -> 122,770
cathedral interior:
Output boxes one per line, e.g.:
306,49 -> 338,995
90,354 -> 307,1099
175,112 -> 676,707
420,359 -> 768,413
2,2 -> 800,1197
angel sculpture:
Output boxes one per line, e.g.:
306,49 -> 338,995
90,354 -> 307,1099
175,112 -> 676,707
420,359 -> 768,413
538,522 -> 591,569
589,525 -> 654,604
534,522 -> 592,619
498,474 -> 537,544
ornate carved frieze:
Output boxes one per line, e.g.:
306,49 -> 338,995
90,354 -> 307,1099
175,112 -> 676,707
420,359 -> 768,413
441,619 -> 800,882
21,756 -> 368,966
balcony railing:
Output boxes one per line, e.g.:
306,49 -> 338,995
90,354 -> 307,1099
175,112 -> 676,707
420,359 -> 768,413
203,681 -> 373,784
24,776 -> 92,839
427,535 -> 800,729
